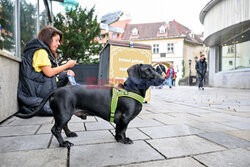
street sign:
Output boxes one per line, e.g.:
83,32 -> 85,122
101,11 -> 123,25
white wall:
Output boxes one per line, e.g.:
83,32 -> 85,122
135,38 -> 184,84
203,0 -> 250,39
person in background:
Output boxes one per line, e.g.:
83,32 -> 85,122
17,26 -> 76,116
156,62 -> 167,88
166,64 -> 176,88
195,54 -> 207,90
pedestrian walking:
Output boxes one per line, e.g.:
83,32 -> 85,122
166,65 -> 176,88
156,62 -> 166,88
195,54 -> 207,90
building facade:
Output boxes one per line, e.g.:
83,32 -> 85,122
200,0 -> 250,88
121,20 -> 206,85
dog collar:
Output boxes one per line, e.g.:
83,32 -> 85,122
110,87 -> 144,123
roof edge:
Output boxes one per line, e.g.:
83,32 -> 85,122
199,0 -> 222,24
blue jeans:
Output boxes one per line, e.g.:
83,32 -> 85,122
168,78 -> 173,87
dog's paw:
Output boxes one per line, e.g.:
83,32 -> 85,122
116,137 -> 134,144
124,137 -> 133,144
60,141 -> 74,148
66,132 -> 78,137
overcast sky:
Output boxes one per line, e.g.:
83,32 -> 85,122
52,0 -> 211,34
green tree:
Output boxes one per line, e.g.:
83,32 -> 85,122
53,5 -> 102,64
0,0 -> 15,51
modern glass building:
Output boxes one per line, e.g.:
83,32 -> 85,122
200,0 -> 250,88
0,0 -> 63,122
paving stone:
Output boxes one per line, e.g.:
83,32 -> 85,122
110,128 -> 150,141
154,115 -> 201,125
220,121 -> 250,130
225,130 -> 250,141
138,113 -> 174,120
85,121 -> 114,130
194,148 -> 250,167
50,130 -> 115,148
140,124 -> 204,139
0,148 -> 67,167
0,134 -> 51,153
8,116 -> 53,126
120,157 -> 205,167
128,118 -> 164,128
198,132 -> 250,149
37,122 -> 85,134
0,116 -> 16,126
186,122 -> 237,132
147,135 -> 225,158
0,125 -> 40,137
70,141 -> 164,167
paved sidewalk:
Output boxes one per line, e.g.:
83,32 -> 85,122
1,86 -> 250,167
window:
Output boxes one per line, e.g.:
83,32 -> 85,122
167,43 -> 174,53
39,0 -> 47,28
0,0 -> 16,55
159,25 -> 165,34
227,45 -> 234,53
112,32 -> 117,39
160,53 -> 166,57
220,29 -> 250,71
132,28 -> 138,36
153,44 -> 159,54
20,0 -> 38,56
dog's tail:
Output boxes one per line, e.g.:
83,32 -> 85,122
15,90 -> 55,119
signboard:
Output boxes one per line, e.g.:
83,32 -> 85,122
101,11 -> 123,24
100,11 -> 124,34
109,45 -> 152,101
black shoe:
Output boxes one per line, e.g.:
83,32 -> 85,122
202,87 -> 204,90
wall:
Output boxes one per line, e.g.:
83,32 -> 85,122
0,52 -> 21,122
135,38 -> 184,84
183,41 -> 207,78
203,0 -> 250,40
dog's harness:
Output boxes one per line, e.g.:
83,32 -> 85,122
110,87 -> 144,123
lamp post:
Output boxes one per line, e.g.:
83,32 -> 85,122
195,56 -> 198,63
188,59 -> 192,86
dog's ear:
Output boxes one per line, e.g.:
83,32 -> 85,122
127,64 -> 141,84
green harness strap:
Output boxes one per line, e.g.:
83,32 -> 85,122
110,87 -> 144,123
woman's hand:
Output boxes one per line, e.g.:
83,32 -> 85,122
66,60 -> 76,68
67,70 -> 75,77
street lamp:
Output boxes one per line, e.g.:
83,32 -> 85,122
195,56 -> 198,63
188,59 -> 192,86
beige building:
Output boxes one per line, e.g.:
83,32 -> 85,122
121,20 -> 207,85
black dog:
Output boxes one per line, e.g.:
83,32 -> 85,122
16,64 -> 164,148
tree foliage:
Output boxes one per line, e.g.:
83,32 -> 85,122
53,5 -> 102,64
0,0 -> 15,51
